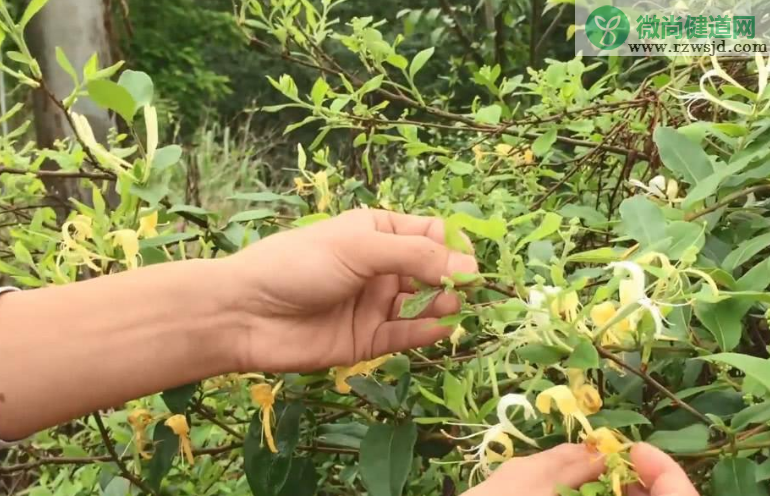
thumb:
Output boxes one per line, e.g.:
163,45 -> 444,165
348,232 -> 478,285
630,443 -> 699,496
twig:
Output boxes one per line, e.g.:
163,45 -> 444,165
0,166 -> 114,181
92,412 -> 157,495
685,183 -> 770,221
595,347 -> 713,426
437,0 -> 485,67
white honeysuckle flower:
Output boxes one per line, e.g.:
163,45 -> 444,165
527,285 -> 560,328
607,261 -> 667,338
71,112 -> 132,172
443,394 -> 539,483
629,175 -> 679,202
674,56 -> 760,119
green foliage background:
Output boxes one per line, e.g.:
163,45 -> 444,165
3,1 -> 770,496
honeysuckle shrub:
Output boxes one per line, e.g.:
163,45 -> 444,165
4,1 -> 770,495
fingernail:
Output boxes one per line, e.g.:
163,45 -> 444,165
448,252 -> 478,275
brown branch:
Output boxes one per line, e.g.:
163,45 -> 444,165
437,0 -> 485,67
595,347 -> 713,426
92,412 -> 157,495
0,443 -> 243,475
0,166 -> 115,181
685,183 -> 770,221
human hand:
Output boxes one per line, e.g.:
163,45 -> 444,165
223,209 -> 478,372
462,444 -> 606,496
627,443 -> 699,496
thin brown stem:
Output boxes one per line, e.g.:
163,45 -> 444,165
92,412 -> 157,495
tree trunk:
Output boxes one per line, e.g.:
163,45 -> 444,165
26,0 -> 114,205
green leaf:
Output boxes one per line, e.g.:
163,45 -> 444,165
409,47 -> 435,80
229,209 -> 276,223
153,145 -> 183,171
682,158 -> 757,209
139,232 -> 198,249
87,79 -> 137,124
348,377 -> 399,411
475,105 -> 502,125
444,213 -> 506,250
646,424 -> 710,453
360,422 -> 418,496
619,196 -> 666,248
703,354 -> 770,392
443,372 -> 466,417
146,423 -> 179,490
161,383 -> 197,414
167,204 -> 211,217
55,47 -> 78,84
278,458 -> 318,496
653,127 -> 714,184
516,212 -> 561,250
310,77 -> 330,105
517,344 -> 569,365
244,402 -> 305,496
712,458 -> 769,496
565,339 -> 599,370
532,129 -> 558,157
20,0 -> 50,28
447,160 -> 474,175
589,410 -> 651,429
665,221 -> 705,260
694,300 -> 744,351
732,402 -> 770,431
399,289 -> 441,319
723,232 -> 770,273
118,70 -> 154,107
86,80 -> 137,123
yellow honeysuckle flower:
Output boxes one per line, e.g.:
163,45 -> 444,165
608,262 -> 667,338
567,369 -> 603,416
137,211 -> 159,239
450,325 -> 466,355
127,409 -> 154,459
583,427 -> 626,456
521,149 -> 535,165
251,381 -> 283,454
294,177 -> 311,193
590,301 -> 632,346
58,215 -> 105,272
314,170 -> 331,212
105,229 -> 140,270
472,145 -> 484,165
536,385 -> 593,438
165,414 -> 194,464
334,354 -> 393,394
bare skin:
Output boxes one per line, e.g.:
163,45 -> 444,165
0,209 -> 699,495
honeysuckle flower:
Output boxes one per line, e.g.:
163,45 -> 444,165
71,112 -> 133,172
333,354 -> 393,394
127,409 -> 154,459
165,414 -> 194,464
590,301 -> 632,346
536,385 -> 593,439
567,369 -> 603,416
251,381 -> 283,453
105,229 -> 140,270
608,262 -> 667,338
450,324 -> 466,355
137,211 -> 159,239
526,285 -> 561,327
444,394 -> 538,482
628,175 -> 679,203
58,215 -> 104,272
582,427 -> 627,456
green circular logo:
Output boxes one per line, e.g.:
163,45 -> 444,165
586,6 -> 630,50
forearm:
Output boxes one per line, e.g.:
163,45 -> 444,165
0,259 -> 244,440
